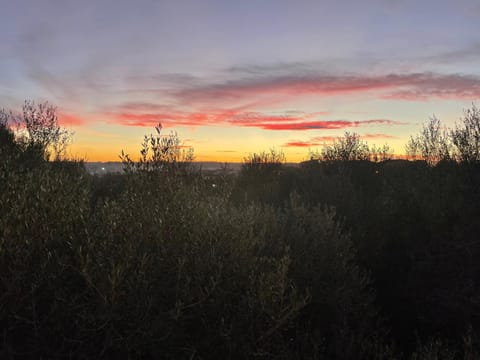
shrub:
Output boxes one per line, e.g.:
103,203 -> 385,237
451,105 -> 480,163
318,132 -> 371,162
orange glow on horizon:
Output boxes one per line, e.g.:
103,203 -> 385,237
70,145 -> 411,163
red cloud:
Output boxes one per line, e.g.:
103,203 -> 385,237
282,136 -> 337,148
283,141 -> 322,147
58,112 -> 86,126
361,133 -> 398,140
112,111 -> 213,127
109,106 -> 403,132
244,120 -> 350,130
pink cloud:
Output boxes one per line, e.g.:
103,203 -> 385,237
108,107 -> 403,131
172,73 -> 480,104
361,133 -> 398,140
282,133 -> 399,148
58,112 -> 86,126
282,140 -> 323,148
244,120 -> 352,131
282,136 -> 338,148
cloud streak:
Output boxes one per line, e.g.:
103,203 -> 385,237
171,72 -> 480,105
425,43 -> 480,64
95,70 -> 480,111
282,133 -> 398,147
108,106 -> 403,132
58,112 -> 87,126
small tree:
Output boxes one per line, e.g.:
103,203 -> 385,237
369,143 -> 394,162
0,101 -> 73,161
235,149 -> 286,205
451,105 -> 480,163
0,110 -> 17,155
405,135 -> 419,160
22,101 -> 73,160
405,116 -> 451,164
242,148 -> 285,173
120,123 -> 194,172
320,132 -> 370,162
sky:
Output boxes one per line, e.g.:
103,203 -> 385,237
1,0 -> 480,162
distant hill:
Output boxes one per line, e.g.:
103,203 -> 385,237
84,161 -> 244,175
85,161 -> 299,175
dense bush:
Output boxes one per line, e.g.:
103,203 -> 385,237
233,157 -> 480,358
0,157 -> 383,358
0,119 -> 383,358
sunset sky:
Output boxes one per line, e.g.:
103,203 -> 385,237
2,0 -> 480,162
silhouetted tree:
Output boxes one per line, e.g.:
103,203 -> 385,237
242,148 -> 285,173
0,100 -> 73,161
406,116 -> 452,164
369,143 -> 394,162
120,122 -> 194,173
233,149 -> 287,205
318,132 -> 370,161
0,110 -> 17,158
451,104 -> 480,163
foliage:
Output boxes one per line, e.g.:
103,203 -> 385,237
119,122 -> 194,173
0,101 -> 73,161
451,105 -> 480,163
1,121 -> 388,358
309,132 -> 392,163
405,116 -> 452,164
406,105 -> 480,164
0,113 -> 18,161
0,155 -> 384,358
242,148 -> 286,172
232,148 -> 288,205
318,132 -> 371,162
369,143 -> 394,162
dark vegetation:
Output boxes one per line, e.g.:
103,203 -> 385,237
1,101 -> 480,359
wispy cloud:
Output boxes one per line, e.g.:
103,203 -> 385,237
173,72 -> 480,104
225,61 -> 321,77
427,43 -> 480,64
282,133 -> 398,147
241,119 -> 401,131
283,140 -> 325,148
107,104 -> 403,131
361,133 -> 398,140
114,102 -> 177,113
58,112 -> 87,126
97,69 -> 480,112
20,61 -> 480,119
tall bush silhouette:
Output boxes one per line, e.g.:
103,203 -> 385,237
406,116 -> 452,163
319,132 -> 370,162
451,105 -> 480,163
119,122 -> 194,173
